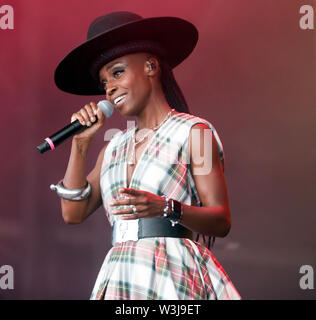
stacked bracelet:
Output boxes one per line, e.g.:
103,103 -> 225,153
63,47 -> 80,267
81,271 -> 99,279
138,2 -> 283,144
160,197 -> 183,227
50,180 -> 91,201
161,195 -> 170,218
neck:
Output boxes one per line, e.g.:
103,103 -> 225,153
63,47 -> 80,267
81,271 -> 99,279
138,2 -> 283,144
137,105 -> 172,131
135,87 -> 178,131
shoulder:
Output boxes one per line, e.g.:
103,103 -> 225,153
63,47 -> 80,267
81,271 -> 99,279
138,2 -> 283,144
183,114 -> 225,172
173,112 -> 218,137
172,112 -> 216,130
189,123 -> 221,163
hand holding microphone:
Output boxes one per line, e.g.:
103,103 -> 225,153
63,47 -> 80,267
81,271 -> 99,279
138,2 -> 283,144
37,100 -> 114,154
70,101 -> 108,140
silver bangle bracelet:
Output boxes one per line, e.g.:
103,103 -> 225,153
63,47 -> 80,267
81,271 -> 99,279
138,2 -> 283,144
50,180 -> 91,201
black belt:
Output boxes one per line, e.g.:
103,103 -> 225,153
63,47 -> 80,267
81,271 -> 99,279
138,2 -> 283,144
111,217 -> 193,245
138,217 -> 193,240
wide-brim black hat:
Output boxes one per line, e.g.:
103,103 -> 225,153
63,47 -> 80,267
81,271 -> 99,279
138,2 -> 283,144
54,11 -> 198,95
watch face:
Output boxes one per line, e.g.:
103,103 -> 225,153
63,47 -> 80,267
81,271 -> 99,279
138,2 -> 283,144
172,199 -> 182,219
173,199 -> 181,212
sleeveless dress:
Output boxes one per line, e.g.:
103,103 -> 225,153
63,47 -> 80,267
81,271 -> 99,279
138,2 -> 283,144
90,112 -> 241,300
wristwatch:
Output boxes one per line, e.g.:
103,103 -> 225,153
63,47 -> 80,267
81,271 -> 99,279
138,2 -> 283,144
168,199 -> 183,227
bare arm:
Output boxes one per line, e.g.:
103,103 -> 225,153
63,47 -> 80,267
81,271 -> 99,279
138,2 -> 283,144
60,102 -> 108,224
179,123 -> 231,237
61,140 -> 108,224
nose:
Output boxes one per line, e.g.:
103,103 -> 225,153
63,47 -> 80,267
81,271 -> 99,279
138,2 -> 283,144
106,82 -> 117,99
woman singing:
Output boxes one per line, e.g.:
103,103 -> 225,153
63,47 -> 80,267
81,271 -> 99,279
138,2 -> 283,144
53,11 -> 241,300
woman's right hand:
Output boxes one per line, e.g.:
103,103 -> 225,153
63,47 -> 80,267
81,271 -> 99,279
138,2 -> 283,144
71,102 -> 106,141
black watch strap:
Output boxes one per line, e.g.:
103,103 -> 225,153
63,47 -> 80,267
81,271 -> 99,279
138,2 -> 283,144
168,199 -> 183,226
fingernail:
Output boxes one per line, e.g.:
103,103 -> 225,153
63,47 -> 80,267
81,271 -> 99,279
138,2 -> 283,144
87,121 -> 91,126
91,117 -> 96,122
94,109 -> 98,115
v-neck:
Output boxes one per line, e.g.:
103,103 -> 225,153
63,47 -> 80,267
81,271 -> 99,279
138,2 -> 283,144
124,112 -> 180,189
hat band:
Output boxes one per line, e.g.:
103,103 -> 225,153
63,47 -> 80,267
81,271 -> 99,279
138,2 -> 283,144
89,40 -> 167,82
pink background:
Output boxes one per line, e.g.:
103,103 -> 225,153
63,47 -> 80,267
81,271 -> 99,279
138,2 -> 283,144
0,0 -> 315,299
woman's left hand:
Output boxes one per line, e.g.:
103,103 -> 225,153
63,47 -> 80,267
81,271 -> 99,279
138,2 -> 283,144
109,188 -> 166,220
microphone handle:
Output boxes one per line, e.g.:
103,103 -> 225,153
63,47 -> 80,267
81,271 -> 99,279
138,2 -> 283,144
37,119 -> 95,154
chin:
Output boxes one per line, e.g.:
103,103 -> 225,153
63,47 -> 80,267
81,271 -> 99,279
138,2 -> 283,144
120,103 -> 142,117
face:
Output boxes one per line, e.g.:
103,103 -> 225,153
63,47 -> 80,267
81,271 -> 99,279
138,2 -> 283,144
98,52 -> 154,116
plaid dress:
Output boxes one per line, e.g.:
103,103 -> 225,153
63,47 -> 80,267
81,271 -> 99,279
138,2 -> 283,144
90,112 -> 241,300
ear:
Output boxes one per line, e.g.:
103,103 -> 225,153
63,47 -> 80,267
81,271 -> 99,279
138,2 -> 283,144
145,56 -> 160,77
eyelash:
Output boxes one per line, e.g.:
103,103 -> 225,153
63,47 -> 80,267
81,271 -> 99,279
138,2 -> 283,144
100,69 -> 124,90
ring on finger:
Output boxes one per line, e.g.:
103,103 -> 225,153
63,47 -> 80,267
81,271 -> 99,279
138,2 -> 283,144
131,205 -> 137,214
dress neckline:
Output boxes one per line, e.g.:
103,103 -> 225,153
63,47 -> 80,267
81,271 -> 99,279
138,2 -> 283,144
125,112 -> 181,189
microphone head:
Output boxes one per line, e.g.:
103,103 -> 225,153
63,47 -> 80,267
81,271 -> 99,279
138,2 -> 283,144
97,100 -> 114,118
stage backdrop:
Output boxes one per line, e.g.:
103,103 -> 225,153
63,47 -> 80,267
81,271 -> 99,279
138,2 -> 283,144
0,0 -> 315,299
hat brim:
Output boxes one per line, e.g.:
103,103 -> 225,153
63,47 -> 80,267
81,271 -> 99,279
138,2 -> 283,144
54,16 -> 198,95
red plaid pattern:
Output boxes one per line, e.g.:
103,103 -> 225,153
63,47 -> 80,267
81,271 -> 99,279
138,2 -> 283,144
91,113 -> 240,300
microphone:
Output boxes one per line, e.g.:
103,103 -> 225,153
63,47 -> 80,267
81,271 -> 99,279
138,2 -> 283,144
37,100 -> 114,154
